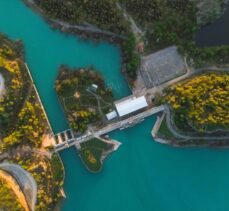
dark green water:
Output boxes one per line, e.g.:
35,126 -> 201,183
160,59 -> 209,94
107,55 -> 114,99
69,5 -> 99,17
1,1 -> 229,211
196,5 -> 229,47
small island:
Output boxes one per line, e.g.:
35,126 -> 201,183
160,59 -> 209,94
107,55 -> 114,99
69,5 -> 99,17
55,66 -> 121,172
55,66 -> 114,133
78,137 -> 120,173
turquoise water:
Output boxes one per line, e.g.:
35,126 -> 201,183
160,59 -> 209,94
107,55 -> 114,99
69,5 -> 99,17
1,1 -> 229,211
61,116 -> 229,211
0,0 -> 130,133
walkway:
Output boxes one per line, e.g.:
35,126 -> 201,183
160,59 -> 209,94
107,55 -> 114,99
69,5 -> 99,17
116,2 -> 144,41
164,105 -> 229,141
54,105 -> 165,152
0,163 -> 37,211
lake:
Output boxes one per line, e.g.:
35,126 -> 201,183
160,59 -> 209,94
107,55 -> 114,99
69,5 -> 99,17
0,1 -> 229,211
196,5 -> 229,47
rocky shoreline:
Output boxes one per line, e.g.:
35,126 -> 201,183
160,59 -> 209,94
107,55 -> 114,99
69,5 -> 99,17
23,0 -> 125,44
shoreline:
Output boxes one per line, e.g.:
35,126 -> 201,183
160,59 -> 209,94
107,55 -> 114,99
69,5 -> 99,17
22,0 -> 136,88
76,137 -> 122,173
152,110 -> 229,148
23,0 -> 125,44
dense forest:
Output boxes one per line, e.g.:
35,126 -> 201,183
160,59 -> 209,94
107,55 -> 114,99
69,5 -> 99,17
32,0 -> 229,83
166,73 -> 229,132
0,34 -> 64,210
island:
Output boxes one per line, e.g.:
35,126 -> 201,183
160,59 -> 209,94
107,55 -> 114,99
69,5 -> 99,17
55,66 -> 121,172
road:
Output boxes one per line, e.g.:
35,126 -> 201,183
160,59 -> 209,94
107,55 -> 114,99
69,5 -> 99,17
0,163 -> 37,211
164,105 -> 229,141
55,105 -> 165,152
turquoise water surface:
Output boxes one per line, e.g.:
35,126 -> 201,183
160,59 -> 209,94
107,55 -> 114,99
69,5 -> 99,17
1,1 -> 229,211
0,0 -> 130,133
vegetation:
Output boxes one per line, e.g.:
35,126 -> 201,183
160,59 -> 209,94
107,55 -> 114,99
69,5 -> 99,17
55,66 -> 114,133
166,73 -> 229,132
34,0 -> 129,36
32,0 -> 229,85
10,151 -> 64,210
0,178 -> 24,211
121,33 -> 140,81
0,34 -> 48,152
79,138 -> 114,173
32,0 -> 140,82
157,117 -> 174,139
0,34 -> 64,210
121,0 -> 229,67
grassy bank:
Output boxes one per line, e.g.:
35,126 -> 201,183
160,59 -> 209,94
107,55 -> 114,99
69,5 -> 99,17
79,138 -> 114,173
0,34 -> 65,211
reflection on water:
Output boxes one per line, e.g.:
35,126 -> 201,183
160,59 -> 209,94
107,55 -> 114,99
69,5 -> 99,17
196,5 -> 229,47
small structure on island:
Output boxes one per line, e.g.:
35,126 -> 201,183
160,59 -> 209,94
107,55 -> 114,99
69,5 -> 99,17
114,95 -> 148,119
90,84 -> 98,92
106,110 -> 118,121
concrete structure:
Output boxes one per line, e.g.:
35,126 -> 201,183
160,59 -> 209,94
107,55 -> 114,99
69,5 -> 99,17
106,110 -> 118,121
90,84 -> 98,92
140,46 -> 186,88
115,96 -> 148,118
54,105 -> 165,152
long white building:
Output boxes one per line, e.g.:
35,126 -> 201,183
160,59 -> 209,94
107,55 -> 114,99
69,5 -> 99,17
115,96 -> 148,118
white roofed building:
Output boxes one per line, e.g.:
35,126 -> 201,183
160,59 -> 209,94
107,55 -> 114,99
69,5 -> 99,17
115,96 -> 148,118
106,110 -> 118,121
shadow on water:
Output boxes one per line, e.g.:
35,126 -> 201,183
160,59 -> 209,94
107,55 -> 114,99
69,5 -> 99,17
196,5 -> 229,47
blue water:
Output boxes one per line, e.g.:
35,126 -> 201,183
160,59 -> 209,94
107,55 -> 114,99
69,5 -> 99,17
0,0 -> 130,133
1,1 -> 229,211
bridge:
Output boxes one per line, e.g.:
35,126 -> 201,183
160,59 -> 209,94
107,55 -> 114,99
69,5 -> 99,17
54,105 -> 165,152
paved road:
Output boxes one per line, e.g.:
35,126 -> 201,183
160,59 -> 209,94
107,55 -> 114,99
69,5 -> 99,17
0,163 -> 37,211
55,105 -> 165,151
164,105 -> 229,141
116,2 -> 143,40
